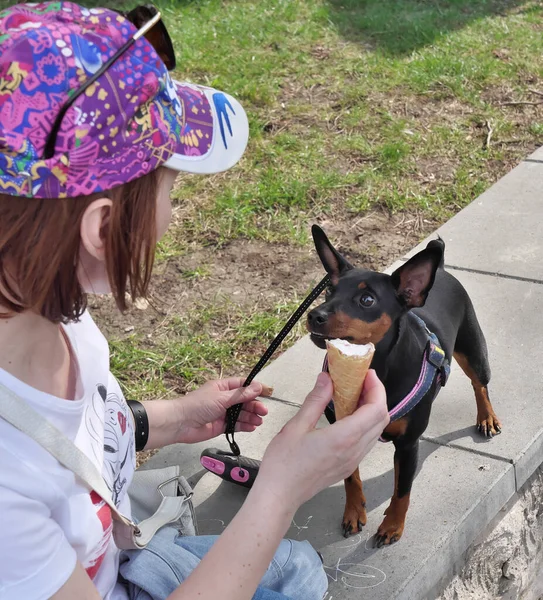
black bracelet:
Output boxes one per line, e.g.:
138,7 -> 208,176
127,400 -> 149,452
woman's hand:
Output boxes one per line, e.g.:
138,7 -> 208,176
173,378 -> 270,444
142,378 -> 271,449
254,370 -> 389,509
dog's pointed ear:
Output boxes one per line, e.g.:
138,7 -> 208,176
311,225 -> 353,285
391,243 -> 443,308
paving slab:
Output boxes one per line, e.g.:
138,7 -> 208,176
400,160 -> 543,279
420,268 -> 543,489
192,441 -> 513,600
383,259 -> 408,274
257,334 -> 325,405
144,375 -> 515,600
526,146 -> 543,162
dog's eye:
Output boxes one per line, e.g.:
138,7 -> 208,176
325,283 -> 334,297
360,293 -> 375,308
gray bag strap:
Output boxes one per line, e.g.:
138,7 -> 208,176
0,381 -> 136,528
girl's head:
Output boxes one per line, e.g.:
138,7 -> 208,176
0,167 -> 177,323
0,2 -> 249,323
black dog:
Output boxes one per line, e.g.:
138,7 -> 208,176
307,225 -> 501,547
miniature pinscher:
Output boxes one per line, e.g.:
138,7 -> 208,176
306,225 -> 502,547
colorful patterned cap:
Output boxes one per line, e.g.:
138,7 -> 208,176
0,2 -> 249,198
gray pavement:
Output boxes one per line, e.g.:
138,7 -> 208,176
404,156 -> 543,279
146,152 -> 543,599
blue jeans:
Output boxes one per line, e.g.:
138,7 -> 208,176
119,527 -> 328,600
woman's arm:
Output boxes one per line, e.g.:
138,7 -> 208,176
51,562 -> 101,600
169,371 -> 389,600
171,482 -> 294,600
50,487 -> 291,600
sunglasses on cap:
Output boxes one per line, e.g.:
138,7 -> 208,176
43,5 -> 176,160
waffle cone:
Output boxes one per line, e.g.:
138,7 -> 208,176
326,341 -> 375,420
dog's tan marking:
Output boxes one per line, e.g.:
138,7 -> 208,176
376,494 -> 410,545
342,467 -> 367,535
454,352 -> 501,436
375,458 -> 409,545
327,311 -> 392,345
382,417 -> 408,439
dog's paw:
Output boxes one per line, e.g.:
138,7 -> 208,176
477,411 -> 502,438
341,504 -> 367,538
372,515 -> 405,548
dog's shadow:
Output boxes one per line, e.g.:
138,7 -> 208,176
192,424 -> 486,556
423,424 -> 501,447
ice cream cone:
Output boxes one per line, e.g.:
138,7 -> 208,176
325,339 -> 375,420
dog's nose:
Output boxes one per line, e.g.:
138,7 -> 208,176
308,308 -> 328,326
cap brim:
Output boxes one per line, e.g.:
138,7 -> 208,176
163,81 -> 249,175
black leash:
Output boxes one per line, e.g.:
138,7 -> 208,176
224,274 -> 330,456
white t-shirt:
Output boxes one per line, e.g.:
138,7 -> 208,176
0,311 -> 136,600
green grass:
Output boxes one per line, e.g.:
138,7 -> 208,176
110,298 -> 306,400
155,0 -> 541,245
3,0 -> 536,241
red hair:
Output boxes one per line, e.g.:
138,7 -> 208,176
0,169 -> 160,323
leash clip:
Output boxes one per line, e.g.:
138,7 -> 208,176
225,432 -> 241,458
426,341 -> 450,387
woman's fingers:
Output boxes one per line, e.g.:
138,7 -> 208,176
215,377 -> 247,391
317,371 -> 388,463
218,403 -> 266,434
293,372 -> 333,430
237,411 -> 264,427
336,405 -> 389,447
235,423 -> 258,433
215,378 -> 272,395
234,399 -> 267,416
222,382 -> 263,407
260,384 -> 274,397
359,370 -> 387,408
351,370 -> 389,424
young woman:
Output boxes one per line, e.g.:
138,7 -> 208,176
0,3 -> 389,600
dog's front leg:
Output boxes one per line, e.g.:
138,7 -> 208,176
342,466 -> 367,537
374,440 -> 418,547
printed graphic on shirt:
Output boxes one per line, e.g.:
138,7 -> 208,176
85,491 -> 113,580
84,383 -> 135,505
85,385 -> 107,466
81,380 -> 135,582
102,384 -> 133,505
